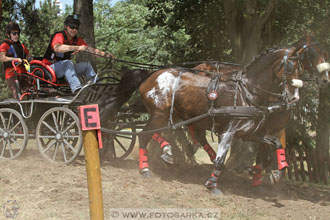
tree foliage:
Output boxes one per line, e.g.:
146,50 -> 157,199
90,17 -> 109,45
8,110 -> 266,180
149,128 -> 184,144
94,0 -> 189,74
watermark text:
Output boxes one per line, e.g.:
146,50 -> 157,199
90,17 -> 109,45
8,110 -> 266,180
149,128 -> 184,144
109,208 -> 221,220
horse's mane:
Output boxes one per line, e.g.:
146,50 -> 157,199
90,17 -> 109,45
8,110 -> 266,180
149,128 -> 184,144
243,48 -> 277,71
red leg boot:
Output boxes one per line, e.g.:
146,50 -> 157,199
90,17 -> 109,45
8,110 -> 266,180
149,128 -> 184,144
249,165 -> 263,187
269,149 -> 288,184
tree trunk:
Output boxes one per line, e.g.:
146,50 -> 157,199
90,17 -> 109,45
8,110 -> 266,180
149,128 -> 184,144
305,147 -> 314,182
73,0 -> 97,70
0,0 -> 2,25
223,0 -> 277,64
297,148 -> 306,182
315,86 -> 330,184
313,147 -> 320,183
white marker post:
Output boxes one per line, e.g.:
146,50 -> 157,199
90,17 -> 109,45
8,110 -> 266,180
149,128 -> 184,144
78,104 -> 104,220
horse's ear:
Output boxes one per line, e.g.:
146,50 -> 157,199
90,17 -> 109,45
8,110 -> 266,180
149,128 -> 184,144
304,31 -> 312,43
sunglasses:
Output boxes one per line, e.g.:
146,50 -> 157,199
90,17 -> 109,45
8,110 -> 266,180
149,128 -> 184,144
68,25 -> 79,30
11,32 -> 20,36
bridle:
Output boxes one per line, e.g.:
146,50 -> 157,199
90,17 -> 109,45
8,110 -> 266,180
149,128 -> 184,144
244,48 -> 303,105
277,49 -> 303,104
295,41 -> 330,82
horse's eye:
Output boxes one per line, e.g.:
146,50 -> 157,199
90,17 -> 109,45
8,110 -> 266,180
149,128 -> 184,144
308,47 -> 317,58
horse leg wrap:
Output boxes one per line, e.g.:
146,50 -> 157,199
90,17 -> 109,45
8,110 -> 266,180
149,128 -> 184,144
152,133 -> 174,164
266,149 -> 287,184
248,165 -> 263,187
139,149 -> 149,173
152,133 -> 170,149
203,144 -> 216,162
205,168 -> 221,190
276,149 -> 288,170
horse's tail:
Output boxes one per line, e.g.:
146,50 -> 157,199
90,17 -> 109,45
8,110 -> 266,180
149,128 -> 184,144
119,69 -> 151,94
100,69 -> 150,120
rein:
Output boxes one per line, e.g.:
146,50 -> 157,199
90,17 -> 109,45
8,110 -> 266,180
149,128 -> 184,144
80,49 -> 242,74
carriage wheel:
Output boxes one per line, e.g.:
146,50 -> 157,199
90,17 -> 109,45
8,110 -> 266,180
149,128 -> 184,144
36,107 -> 82,164
0,108 -> 28,160
100,118 -> 136,160
110,121 -> 136,159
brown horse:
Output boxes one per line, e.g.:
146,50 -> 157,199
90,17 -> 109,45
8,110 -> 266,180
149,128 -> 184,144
124,47 -> 306,195
189,32 -> 330,187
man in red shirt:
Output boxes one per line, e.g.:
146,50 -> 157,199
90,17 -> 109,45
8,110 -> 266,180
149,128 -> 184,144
43,14 -> 114,94
0,22 -> 31,99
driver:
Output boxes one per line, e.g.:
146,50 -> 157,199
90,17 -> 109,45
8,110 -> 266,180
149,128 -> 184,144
0,22 -> 31,99
43,14 -> 114,94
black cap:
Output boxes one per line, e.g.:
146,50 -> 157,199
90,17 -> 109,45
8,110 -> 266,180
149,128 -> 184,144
64,14 -> 81,26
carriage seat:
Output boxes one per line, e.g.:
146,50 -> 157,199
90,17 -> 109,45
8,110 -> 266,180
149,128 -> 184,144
29,60 -> 57,82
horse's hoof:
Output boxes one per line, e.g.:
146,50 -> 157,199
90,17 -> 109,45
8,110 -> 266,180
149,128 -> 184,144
142,171 -> 152,178
269,169 -> 282,184
209,188 -> 223,196
140,168 -> 152,178
161,153 -> 174,164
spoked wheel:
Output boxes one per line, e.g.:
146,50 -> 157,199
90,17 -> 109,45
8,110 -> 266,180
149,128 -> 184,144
100,118 -> 136,160
0,108 -> 28,160
36,107 -> 82,164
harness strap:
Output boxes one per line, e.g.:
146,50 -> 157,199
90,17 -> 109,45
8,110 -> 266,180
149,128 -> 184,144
280,50 -> 291,103
169,71 -> 183,126
206,73 -> 221,141
234,71 -> 243,107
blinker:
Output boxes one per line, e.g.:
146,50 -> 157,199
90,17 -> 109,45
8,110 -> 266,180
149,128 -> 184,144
291,79 -> 303,88
316,62 -> 330,73
286,61 -> 294,74
208,90 -> 218,100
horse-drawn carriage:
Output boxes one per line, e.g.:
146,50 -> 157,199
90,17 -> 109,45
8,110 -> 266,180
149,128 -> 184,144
0,59 -> 139,164
1,32 -> 329,194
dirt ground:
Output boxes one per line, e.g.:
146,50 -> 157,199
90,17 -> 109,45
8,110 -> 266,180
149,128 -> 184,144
1,145 -> 330,220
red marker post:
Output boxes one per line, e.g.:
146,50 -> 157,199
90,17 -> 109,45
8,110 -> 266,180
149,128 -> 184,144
78,104 -> 104,220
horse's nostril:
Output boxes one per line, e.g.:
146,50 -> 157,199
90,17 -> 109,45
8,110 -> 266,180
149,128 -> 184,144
289,96 -> 299,104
